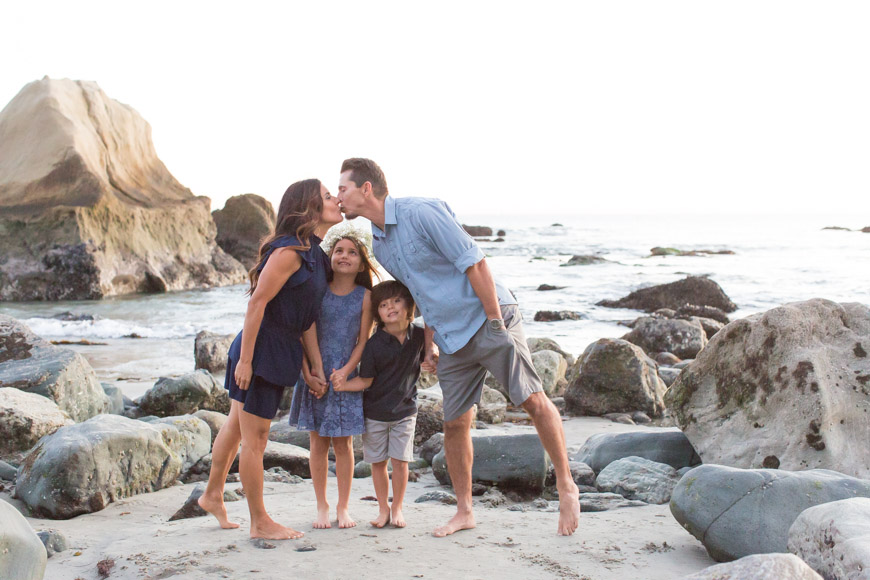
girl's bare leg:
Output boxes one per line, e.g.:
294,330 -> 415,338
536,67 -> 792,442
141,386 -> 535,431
309,432 -> 332,529
333,436 -> 357,528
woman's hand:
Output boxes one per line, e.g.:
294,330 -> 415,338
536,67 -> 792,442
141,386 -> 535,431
235,361 -> 254,390
306,365 -> 328,399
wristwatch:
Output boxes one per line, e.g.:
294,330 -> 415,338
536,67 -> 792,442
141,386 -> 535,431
488,318 -> 506,330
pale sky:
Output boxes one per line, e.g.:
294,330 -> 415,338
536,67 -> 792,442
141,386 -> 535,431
2,1 -> 869,217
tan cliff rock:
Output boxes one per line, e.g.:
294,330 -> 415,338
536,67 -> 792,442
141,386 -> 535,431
0,77 -> 245,300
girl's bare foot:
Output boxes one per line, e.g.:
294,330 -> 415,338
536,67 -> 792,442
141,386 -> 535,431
433,510 -> 475,537
337,508 -> 357,529
391,506 -> 406,528
197,494 -> 240,529
369,509 -> 390,528
251,519 -> 304,540
313,504 -> 332,529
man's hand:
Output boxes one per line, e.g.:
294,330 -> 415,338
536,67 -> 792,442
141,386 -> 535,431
421,347 -> 439,374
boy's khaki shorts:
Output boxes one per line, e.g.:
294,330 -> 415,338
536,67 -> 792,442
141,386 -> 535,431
362,414 -> 417,463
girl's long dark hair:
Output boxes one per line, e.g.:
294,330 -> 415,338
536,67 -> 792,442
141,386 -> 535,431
247,179 -> 323,295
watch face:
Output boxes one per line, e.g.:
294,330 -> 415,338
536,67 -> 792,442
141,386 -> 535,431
489,319 -> 503,330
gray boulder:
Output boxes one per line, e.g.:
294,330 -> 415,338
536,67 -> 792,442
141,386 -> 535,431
579,492 -> 647,512
531,349 -> 568,397
682,554 -> 822,580
231,441 -> 310,478
622,317 -> 708,359
575,430 -> 701,473
665,299 -> 870,478
527,337 -> 575,367
433,432 -> 549,494
564,338 -> 667,417
418,433 -> 444,466
194,330 -> 234,373
193,409 -> 228,445
788,497 -> 870,580
14,414 -> 195,518
477,386 -> 506,424
151,415 -> 211,473
597,276 -> 737,313
675,304 -> 731,324
658,367 -> 682,387
36,530 -> 67,558
137,369 -> 230,417
0,315 -> 110,422
561,254 -> 607,266
0,460 -> 17,480
595,456 -> 681,504
101,383 -> 125,414
670,464 -> 870,562
0,387 -> 73,455
415,386 -> 445,446
0,500 -> 46,580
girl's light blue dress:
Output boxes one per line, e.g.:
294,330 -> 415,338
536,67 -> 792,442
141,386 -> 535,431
288,285 -> 366,436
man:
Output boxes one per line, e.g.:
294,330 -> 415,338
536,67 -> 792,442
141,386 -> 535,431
337,158 -> 580,537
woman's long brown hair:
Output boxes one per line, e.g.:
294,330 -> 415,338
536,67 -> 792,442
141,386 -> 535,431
247,178 -> 323,295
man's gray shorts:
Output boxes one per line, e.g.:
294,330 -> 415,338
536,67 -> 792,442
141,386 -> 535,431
437,304 -> 543,422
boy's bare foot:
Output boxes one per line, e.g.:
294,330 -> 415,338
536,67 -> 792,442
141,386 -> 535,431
370,509 -> 390,528
313,504 -> 332,529
337,508 -> 357,529
557,482 -> 581,536
433,510 -> 475,537
197,493 -> 240,529
251,519 -> 304,540
391,506 -> 406,528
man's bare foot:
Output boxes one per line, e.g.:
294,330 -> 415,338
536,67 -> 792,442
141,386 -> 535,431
337,508 -> 357,529
369,509 -> 390,528
313,504 -> 331,529
250,519 -> 304,540
391,506 -> 406,528
557,482 -> 581,536
432,510 -> 475,537
197,493 -> 240,529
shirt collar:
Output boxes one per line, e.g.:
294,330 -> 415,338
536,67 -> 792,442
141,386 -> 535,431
372,196 -> 397,240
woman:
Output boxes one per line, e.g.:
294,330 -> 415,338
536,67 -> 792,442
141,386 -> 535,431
198,178 -> 342,540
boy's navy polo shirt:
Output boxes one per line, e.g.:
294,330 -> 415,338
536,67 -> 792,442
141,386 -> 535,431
359,324 -> 424,422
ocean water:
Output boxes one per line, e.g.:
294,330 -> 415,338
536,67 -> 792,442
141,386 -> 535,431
1,213 -> 867,399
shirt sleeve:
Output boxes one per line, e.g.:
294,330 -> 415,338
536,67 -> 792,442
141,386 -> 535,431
359,338 -> 377,379
413,200 -> 485,273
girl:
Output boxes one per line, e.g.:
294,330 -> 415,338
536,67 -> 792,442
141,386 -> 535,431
288,231 -> 377,529
198,178 -> 342,540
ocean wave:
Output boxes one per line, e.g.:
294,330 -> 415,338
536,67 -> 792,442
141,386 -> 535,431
22,317 -> 201,340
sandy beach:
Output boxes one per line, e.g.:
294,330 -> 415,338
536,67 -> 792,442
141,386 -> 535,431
5,418 -> 716,580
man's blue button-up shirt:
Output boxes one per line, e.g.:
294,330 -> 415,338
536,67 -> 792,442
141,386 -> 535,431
371,196 -> 517,354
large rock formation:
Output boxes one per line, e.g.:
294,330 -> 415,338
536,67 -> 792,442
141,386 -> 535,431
212,194 -> 275,269
0,387 -> 73,455
597,276 -> 737,313
0,77 -> 245,301
0,501 -> 47,580
665,299 -> 870,478
788,498 -> 870,580
0,315 -> 110,421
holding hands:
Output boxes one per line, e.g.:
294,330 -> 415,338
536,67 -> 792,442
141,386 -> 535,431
331,368 -> 348,391
302,362 -> 328,399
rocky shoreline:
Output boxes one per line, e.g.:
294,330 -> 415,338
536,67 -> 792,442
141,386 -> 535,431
2,271 -> 869,579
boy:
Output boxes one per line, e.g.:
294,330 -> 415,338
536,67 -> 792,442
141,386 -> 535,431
332,280 -> 424,528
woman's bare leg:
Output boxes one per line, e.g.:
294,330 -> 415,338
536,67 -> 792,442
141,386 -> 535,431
198,400 -> 242,529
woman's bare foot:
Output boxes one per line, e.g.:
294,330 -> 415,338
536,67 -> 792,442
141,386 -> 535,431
557,482 -> 581,536
433,510 -> 475,537
250,519 -> 304,540
337,508 -> 357,529
313,504 -> 332,529
370,509 -> 390,528
391,506 -> 406,528
197,493 -> 240,529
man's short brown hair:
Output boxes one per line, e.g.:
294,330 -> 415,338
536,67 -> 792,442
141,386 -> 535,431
370,280 -> 415,327
341,158 -> 389,199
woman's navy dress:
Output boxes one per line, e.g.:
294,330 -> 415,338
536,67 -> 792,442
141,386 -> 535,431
224,234 -> 329,419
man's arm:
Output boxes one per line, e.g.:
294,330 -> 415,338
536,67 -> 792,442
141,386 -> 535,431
465,258 -> 503,322
422,324 -> 438,373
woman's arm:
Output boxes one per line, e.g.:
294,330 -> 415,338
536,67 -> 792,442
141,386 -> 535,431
301,322 -> 327,397
235,248 -> 301,390
330,290 -> 374,385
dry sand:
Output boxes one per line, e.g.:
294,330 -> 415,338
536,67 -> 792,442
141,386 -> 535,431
8,418 -> 716,580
